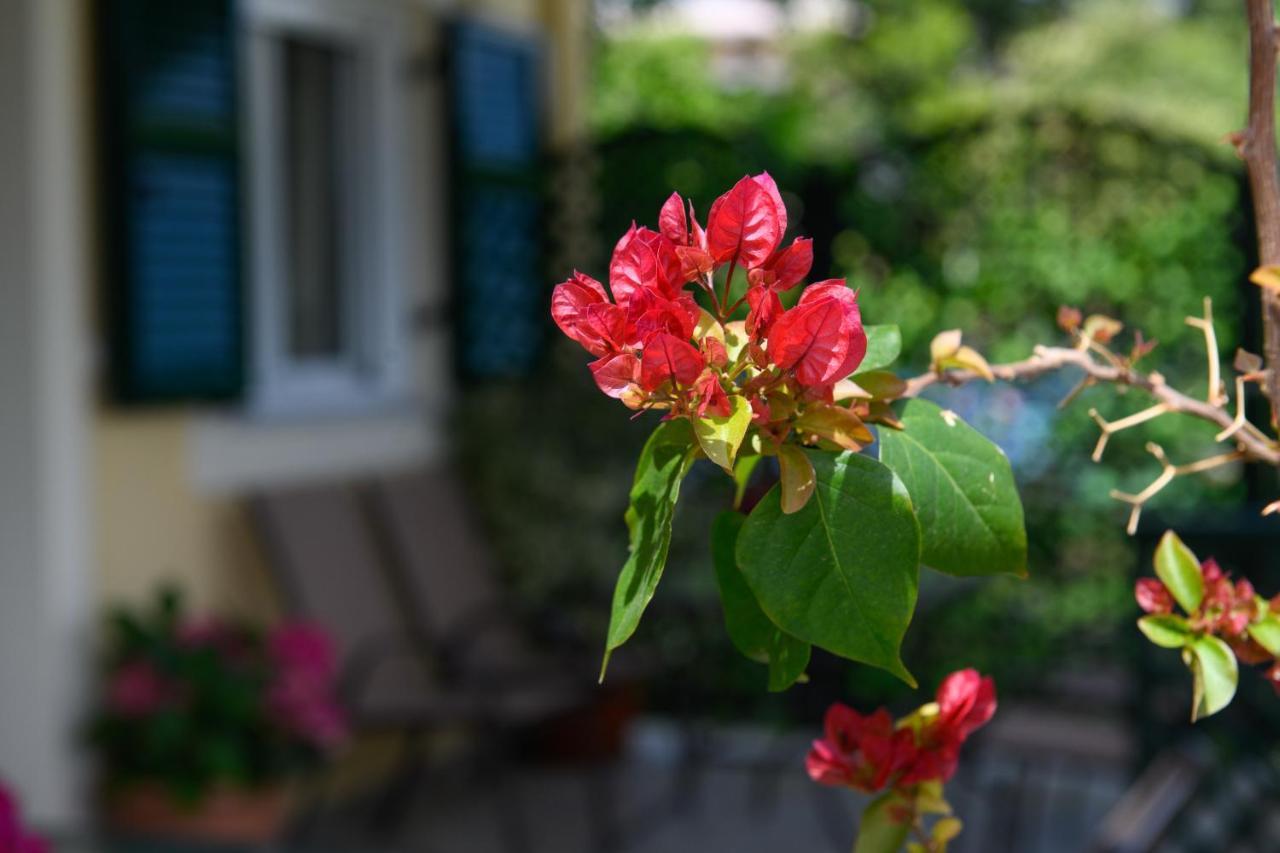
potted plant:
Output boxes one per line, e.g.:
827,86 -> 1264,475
87,588 -> 347,844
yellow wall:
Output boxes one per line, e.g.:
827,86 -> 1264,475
93,411 -> 279,622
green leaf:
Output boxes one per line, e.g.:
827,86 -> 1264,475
732,454 -> 761,510
602,420 -> 698,678
1248,613 -> 1280,656
1155,530 -> 1204,615
1186,634 -> 1238,722
778,444 -> 816,514
877,398 -> 1027,578
737,450 -> 920,685
860,325 -> 902,373
1137,614 -> 1193,649
710,511 -> 810,691
932,817 -> 963,844
848,370 -> 908,400
854,792 -> 912,853
693,395 -> 752,473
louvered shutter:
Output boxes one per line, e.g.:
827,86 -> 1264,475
98,0 -> 244,402
448,20 -> 545,379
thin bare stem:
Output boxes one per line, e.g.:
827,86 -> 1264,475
1110,445 -> 1245,534
905,345 -> 1280,467
1088,403 -> 1171,462
1185,296 -> 1226,406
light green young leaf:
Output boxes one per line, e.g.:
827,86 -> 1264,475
777,444 -> 816,514
1137,614 -> 1193,649
1186,634 -> 1238,722
877,398 -> 1027,578
738,450 -> 920,686
860,325 -> 903,373
854,792 -> 912,853
1248,613 -> 1280,657
1155,530 -> 1204,615
710,511 -> 810,691
732,454 -> 761,510
694,395 -> 752,473
602,420 -> 697,678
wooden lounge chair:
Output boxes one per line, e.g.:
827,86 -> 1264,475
251,482 -> 572,852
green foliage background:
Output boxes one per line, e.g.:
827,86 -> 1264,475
460,0 -> 1268,714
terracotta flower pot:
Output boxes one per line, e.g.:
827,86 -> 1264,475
104,782 -> 292,844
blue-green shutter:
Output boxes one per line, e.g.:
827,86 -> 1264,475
98,0 -> 244,402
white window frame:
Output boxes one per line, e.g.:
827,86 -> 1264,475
243,0 -> 411,418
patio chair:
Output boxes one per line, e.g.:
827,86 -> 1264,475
250,482 -> 576,852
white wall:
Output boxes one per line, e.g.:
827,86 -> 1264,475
0,0 -> 94,827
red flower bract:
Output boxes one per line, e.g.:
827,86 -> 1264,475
640,332 -> 704,391
1135,578 -> 1174,614
809,669 -> 997,795
706,174 -> 784,269
806,705 -> 913,793
935,668 -> 998,742
768,280 -> 867,388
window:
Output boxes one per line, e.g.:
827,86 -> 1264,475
244,0 -> 409,417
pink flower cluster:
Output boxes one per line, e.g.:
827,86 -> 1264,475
265,623 -> 347,750
0,783 -> 46,853
807,669 -> 997,794
104,617 -> 347,751
1137,558 -> 1280,687
552,174 -> 869,435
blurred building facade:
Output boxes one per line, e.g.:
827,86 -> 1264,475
0,0 -> 590,828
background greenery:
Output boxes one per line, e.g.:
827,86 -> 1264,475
460,0 -> 1278,719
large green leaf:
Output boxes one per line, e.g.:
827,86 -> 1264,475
877,398 -> 1027,578
1155,531 -> 1204,615
860,325 -> 903,374
693,395 -> 752,473
602,420 -> 698,677
854,792 -> 912,853
1186,634 -> 1237,722
710,512 -> 810,691
737,450 -> 920,685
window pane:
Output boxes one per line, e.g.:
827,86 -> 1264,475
282,38 -> 350,359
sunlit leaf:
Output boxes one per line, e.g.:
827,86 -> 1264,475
860,324 -> 902,373
777,444 -> 816,514
794,404 -> 874,451
1137,614 -> 1193,649
602,421 -> 698,678
738,450 -> 920,685
693,395 -> 752,473
1248,613 -> 1280,657
1186,634 -> 1237,722
878,399 -> 1027,577
1154,530 -> 1203,615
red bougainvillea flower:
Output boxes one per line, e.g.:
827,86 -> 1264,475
1135,578 -> 1174,614
706,173 -> 785,269
768,280 -> 868,388
640,332 -> 704,391
551,175 -> 888,456
0,782 -> 48,853
551,272 -> 619,357
749,236 -> 814,292
809,669 -> 997,795
935,668 -> 998,741
806,705 -> 915,793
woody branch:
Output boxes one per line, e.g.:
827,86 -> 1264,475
1239,0 -> 1280,422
